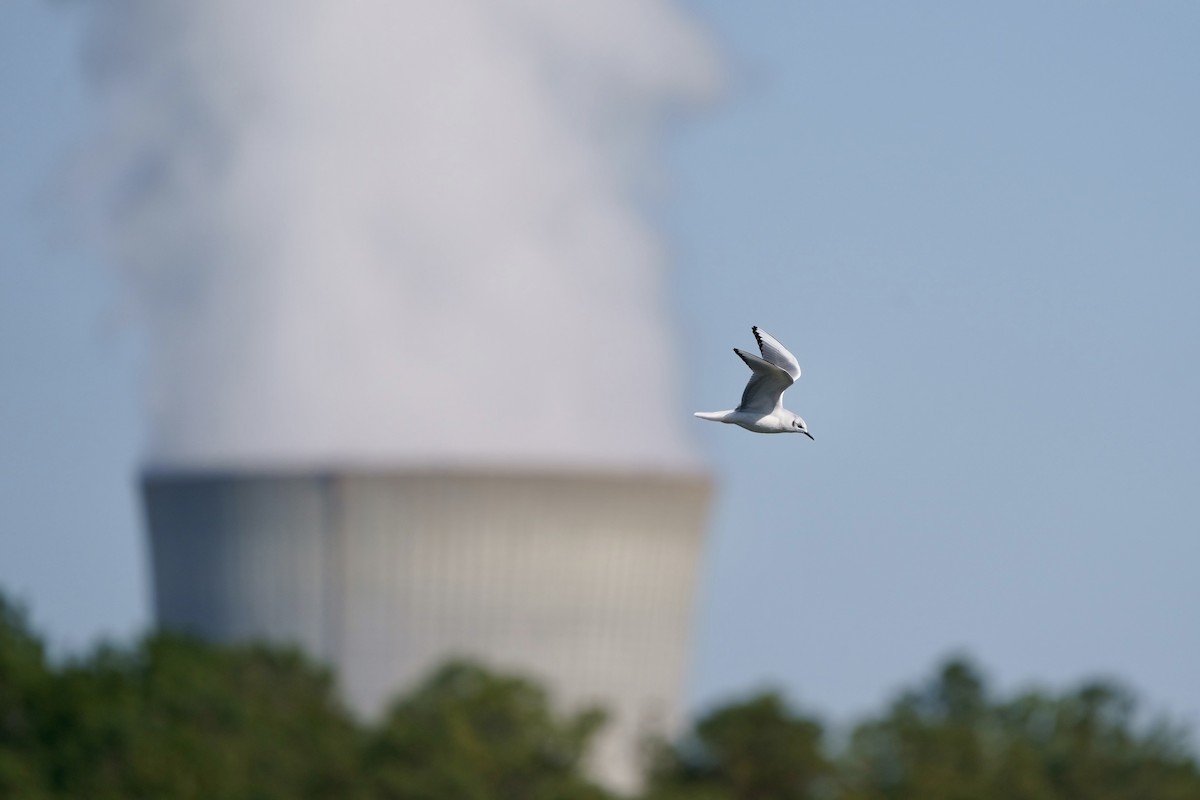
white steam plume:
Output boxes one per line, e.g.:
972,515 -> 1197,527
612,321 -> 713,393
76,0 -> 719,470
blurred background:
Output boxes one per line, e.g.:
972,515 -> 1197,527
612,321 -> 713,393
2,0 -> 1199,793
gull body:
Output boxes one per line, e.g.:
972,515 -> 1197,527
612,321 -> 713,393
694,326 -> 813,439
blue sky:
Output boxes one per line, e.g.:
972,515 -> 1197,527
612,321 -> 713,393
675,2 -> 1199,727
2,0 -> 1198,733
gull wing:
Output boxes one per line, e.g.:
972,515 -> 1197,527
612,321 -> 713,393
734,348 -> 794,414
752,326 -> 801,381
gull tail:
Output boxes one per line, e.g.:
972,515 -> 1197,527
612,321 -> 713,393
694,410 -> 732,423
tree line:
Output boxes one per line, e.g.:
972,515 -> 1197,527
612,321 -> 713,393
2,592 -> 1197,799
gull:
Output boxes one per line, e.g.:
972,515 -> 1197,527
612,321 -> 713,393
694,326 -> 813,438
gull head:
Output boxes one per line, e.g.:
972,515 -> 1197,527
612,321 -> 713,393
790,415 -> 814,440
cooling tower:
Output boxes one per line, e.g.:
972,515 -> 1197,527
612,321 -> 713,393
143,467 -> 710,791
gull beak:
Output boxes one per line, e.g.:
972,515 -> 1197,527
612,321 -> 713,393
802,430 -> 814,440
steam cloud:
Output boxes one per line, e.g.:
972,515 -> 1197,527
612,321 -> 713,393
75,1 -> 719,470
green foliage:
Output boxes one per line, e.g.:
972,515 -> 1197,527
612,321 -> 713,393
840,658 -> 1200,800
647,658 -> 1200,800
0,595 -> 53,799
0,590 -> 612,800
644,690 -> 832,800
3,586 -> 1199,800
364,661 -> 611,800
841,658 -> 999,800
39,635 -> 363,800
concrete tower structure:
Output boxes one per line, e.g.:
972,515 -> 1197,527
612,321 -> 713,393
143,467 -> 710,791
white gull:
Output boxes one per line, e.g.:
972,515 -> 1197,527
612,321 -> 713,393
694,326 -> 813,438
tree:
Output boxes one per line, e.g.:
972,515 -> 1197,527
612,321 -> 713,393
39,634 -> 364,800
0,587 -> 615,799
0,595 -> 53,799
364,660 -> 611,800
841,657 -> 994,800
840,657 -> 1200,800
644,690 -> 831,800
994,681 -> 1200,800
6,585 -> 1200,800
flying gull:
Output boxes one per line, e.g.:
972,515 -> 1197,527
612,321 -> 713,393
694,326 -> 813,438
